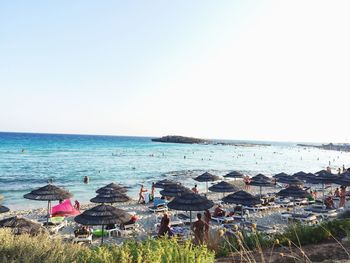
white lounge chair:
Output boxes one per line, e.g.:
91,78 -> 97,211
211,216 -> 235,224
73,234 -> 92,244
149,204 -> 168,213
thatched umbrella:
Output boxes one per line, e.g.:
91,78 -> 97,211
167,192 -> 214,225
194,172 -> 220,193
90,190 -> 131,204
273,172 -> 290,179
0,205 -> 9,214
249,175 -> 274,198
277,186 -> 309,214
306,172 -> 340,200
293,171 -> 308,180
154,179 -> 180,189
159,185 -> 191,197
0,216 -> 46,235
222,190 -> 261,220
276,176 -> 303,186
224,171 -> 244,180
208,181 -> 239,197
96,183 -> 127,194
24,184 -> 72,223
74,204 -> 131,244
335,173 -> 350,186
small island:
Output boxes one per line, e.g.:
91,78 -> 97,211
152,135 -> 270,147
151,135 -> 208,144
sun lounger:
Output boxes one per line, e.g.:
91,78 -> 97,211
149,203 -> 168,213
243,222 -> 277,234
211,216 -> 235,224
177,213 -> 195,225
43,221 -> 65,234
243,205 -> 269,213
73,234 -> 92,244
281,212 -> 317,224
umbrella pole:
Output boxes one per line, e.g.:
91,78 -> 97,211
101,224 -> 104,245
47,201 -> 51,224
206,182 -> 208,193
323,183 -> 325,207
260,186 -> 262,199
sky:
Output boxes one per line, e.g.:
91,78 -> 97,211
1,1 -> 350,143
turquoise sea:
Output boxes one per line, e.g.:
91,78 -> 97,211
1,132 -> 349,210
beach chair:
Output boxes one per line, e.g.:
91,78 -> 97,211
73,234 -> 92,244
211,216 -> 235,224
115,223 -> 137,237
280,212 -> 317,224
243,205 -> 269,213
148,203 -> 168,213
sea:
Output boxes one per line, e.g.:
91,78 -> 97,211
1,132 -> 349,210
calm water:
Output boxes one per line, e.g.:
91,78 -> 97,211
0,132 -> 349,209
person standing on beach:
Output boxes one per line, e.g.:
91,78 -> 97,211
158,213 -> 173,237
203,209 -> 211,242
138,185 -> 147,204
151,182 -> 155,201
192,213 -> 205,245
192,184 -> 198,194
339,186 -> 347,207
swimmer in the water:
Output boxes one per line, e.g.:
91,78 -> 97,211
83,176 -> 89,184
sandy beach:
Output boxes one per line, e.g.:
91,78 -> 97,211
0,180 -> 300,246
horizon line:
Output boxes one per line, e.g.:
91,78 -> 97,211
0,130 -> 341,145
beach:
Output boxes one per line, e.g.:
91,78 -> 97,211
0,180 -> 309,245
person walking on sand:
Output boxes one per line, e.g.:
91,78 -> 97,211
192,213 -> 205,245
138,184 -> 147,204
203,209 -> 211,242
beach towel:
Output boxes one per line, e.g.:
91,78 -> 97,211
52,199 -> 80,217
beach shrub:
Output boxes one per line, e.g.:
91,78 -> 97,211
0,229 -> 215,263
278,219 -> 350,246
0,229 -> 84,263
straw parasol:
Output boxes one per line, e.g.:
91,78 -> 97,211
0,205 -> 9,214
96,183 -> 127,194
222,190 -> 261,220
0,216 -> 46,235
249,175 -> 274,198
194,172 -> 220,193
273,172 -> 290,179
224,171 -> 244,180
154,179 -> 180,189
74,204 -> 131,244
90,190 -> 131,204
276,176 -> 303,186
306,172 -> 340,200
167,192 -> 214,225
293,171 -> 308,180
208,181 -> 239,197
277,186 -> 309,214
159,185 -> 191,197
335,173 -> 350,186
24,184 -> 72,223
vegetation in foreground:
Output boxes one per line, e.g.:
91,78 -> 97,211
0,229 -> 214,263
1,219 -> 350,262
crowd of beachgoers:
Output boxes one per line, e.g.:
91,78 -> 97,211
1,166 -> 350,247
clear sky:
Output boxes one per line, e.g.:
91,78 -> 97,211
1,1 -> 349,143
